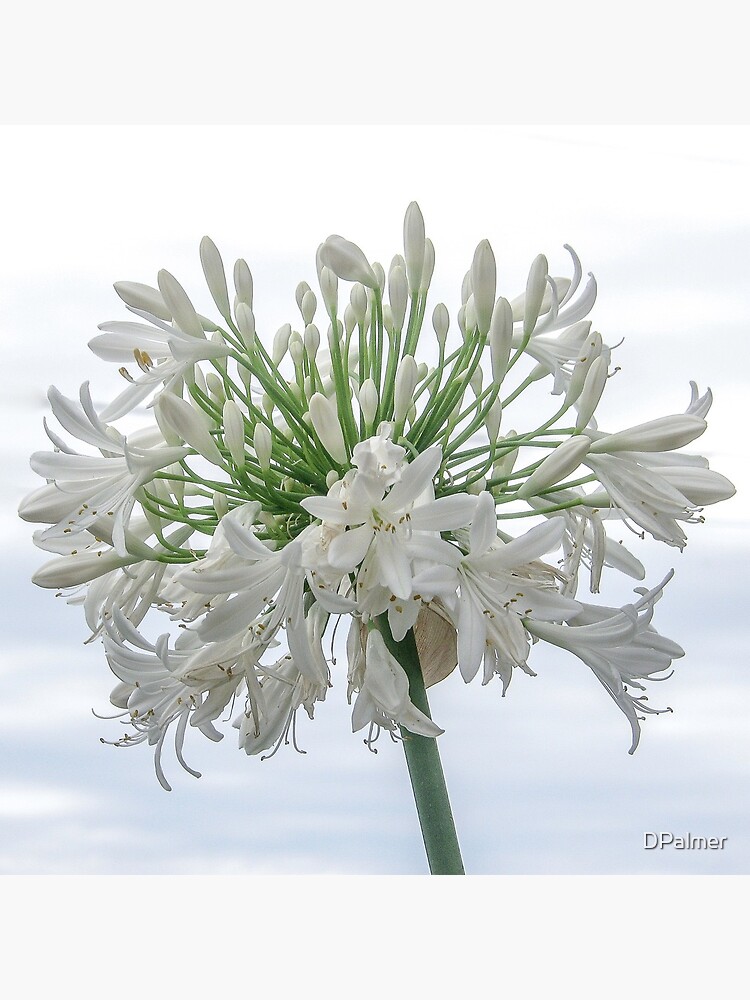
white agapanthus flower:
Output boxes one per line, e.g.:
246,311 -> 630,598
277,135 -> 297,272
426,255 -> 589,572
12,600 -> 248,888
20,201 -> 735,802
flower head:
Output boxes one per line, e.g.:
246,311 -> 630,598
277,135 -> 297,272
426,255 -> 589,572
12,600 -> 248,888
20,203 -> 734,787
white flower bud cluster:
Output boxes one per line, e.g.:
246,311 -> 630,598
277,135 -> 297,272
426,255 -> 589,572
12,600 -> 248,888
19,203 -> 735,788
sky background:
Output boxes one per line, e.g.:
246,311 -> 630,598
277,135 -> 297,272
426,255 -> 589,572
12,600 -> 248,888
1,124 -> 748,876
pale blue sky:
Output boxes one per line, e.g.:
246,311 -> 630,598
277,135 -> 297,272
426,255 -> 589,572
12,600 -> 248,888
1,125 -> 748,875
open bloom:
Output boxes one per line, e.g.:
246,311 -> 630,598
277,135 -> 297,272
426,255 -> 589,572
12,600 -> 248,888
20,201 -> 734,787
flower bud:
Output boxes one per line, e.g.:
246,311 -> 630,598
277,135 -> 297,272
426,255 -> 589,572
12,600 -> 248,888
420,238 -> 435,294
489,297 -> 513,383
200,236 -> 232,323
235,302 -> 256,351
319,235 -> 378,289
319,265 -> 339,318
470,365 -> 483,396
466,476 -> 487,495
394,356 -> 419,424
113,281 -> 172,322
309,392 -> 348,464
403,201 -> 426,294
289,331 -> 304,367
344,304 -> 357,337
485,398 -> 502,442
350,283 -> 368,325
523,254 -> 549,337
253,423 -> 273,472
493,431 -> 518,479
222,399 -> 246,467
233,259 -> 254,307
206,372 -> 225,405
471,239 -> 497,336
575,354 -> 609,430
156,391 -> 224,467
33,548 -> 139,589
304,323 -> 320,359
565,330 -> 603,406
464,296 -> 478,335
388,264 -> 408,334
372,261 -> 385,293
272,323 -> 291,365
212,491 -> 229,520
517,435 -> 592,499
432,303 -> 449,348
295,280 -> 311,312
359,378 -> 378,427
588,415 -> 708,455
300,288 -> 317,326
457,304 -> 467,339
461,269 -> 473,306
382,303 -> 394,334
157,269 -> 204,339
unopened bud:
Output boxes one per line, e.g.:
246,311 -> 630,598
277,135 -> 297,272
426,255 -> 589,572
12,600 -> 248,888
156,391 -> 224,467
565,330 -> 603,406
301,289 -> 317,326
254,423 -> 273,473
394,356 -> 419,424
420,238 -> 435,294
371,261 -> 385,293
200,236 -> 232,323
272,323 -> 291,365
489,297 -> 513,383
309,392 -> 348,463
486,398 -> 502,442
319,235 -> 378,289
523,254 -> 549,337
295,281 -> 311,312
517,436 -> 592,499
319,265 -> 339,318
350,283 -> 368,325
464,296 -> 478,335
575,354 -> 609,430
344,304 -> 357,337
588,415 -> 707,455
388,264 -> 408,334
212,491 -> 229,520
206,372 -> 225,405
403,201 -> 426,294
471,239 -> 496,336
359,378 -> 378,427
466,476 -> 486,495
235,302 -> 255,351
303,323 -> 320,359
289,332 -> 304,367
222,399 -> 246,467
234,259 -> 254,307
432,303 -> 449,348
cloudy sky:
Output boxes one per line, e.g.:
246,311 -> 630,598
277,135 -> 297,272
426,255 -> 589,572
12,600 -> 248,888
1,124 -> 748,877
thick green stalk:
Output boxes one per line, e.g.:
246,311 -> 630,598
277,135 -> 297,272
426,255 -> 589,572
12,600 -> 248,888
375,616 -> 465,875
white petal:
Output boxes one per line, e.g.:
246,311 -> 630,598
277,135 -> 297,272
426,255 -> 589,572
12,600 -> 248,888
328,523 -> 373,571
475,517 -> 565,571
408,494 -> 478,532
469,492 -> 498,556
386,446 -> 442,510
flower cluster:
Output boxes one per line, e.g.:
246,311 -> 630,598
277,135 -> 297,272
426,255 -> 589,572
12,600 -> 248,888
20,203 -> 734,788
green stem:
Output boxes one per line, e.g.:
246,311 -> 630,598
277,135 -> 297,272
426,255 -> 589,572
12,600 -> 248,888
375,616 -> 465,875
